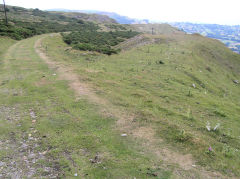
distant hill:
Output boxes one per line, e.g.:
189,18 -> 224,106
0,5 -> 117,24
0,5 -> 130,40
170,22 -> 240,53
49,10 -> 117,24
47,9 -> 150,24
131,24 -> 184,35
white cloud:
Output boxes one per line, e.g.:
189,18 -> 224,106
4,0 -> 240,25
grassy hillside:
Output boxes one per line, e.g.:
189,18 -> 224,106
170,22 -> 240,54
41,32 -> 240,177
0,5 -> 130,40
0,5 -> 116,24
131,24 -> 184,35
0,34 -> 179,178
0,5 -> 240,178
0,5 -> 97,40
49,11 -> 117,24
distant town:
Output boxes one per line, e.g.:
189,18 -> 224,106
170,22 -> 240,54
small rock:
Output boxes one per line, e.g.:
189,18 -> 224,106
44,167 -> 51,173
121,134 -> 127,137
53,73 -> 56,76
74,173 -> 78,177
21,143 -> 28,149
11,171 -> 21,179
30,111 -> 37,119
233,80 -> 239,84
0,161 -> 5,167
192,84 -> 196,88
192,164 -> 196,167
28,153 -> 36,159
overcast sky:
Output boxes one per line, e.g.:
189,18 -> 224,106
3,0 -> 240,25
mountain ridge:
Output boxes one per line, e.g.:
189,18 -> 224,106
47,9 -> 150,24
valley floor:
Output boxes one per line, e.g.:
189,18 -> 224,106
0,34 -> 239,178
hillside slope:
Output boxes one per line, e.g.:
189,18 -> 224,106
1,32 -> 239,178
0,5 -> 116,24
0,5 -> 240,178
131,23 -> 184,35
47,9 -> 150,24
49,11 -> 117,24
170,22 -> 240,54
0,5 -> 133,42
41,32 -> 240,177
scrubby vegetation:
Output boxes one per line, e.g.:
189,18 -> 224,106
0,20 -> 99,40
62,30 -> 140,55
0,5 -> 138,55
105,23 -> 127,30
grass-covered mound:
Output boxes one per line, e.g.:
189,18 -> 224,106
62,30 -> 140,55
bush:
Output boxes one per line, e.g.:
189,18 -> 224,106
0,18 -> 99,40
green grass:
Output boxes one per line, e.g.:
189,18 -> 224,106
0,36 -> 176,178
0,36 -> 16,56
41,33 -> 240,176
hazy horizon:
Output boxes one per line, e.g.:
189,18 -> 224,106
3,0 -> 240,25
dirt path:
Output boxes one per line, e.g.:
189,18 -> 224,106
34,35 -> 226,178
0,40 -> 60,178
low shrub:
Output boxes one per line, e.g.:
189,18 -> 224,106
62,30 -> 139,55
